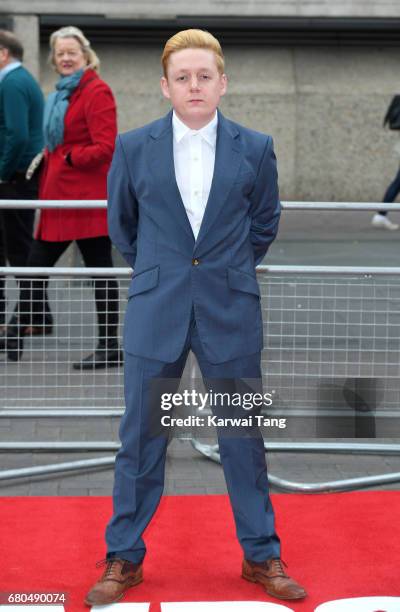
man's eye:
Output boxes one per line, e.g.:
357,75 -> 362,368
177,76 -> 187,81
200,74 -> 210,80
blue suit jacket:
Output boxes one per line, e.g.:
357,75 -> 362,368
107,110 -> 281,364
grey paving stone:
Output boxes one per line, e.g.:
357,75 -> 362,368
34,426 -> 62,440
171,485 -> 208,495
58,489 -> 91,496
205,486 -> 228,494
0,453 -> 37,468
59,429 -> 88,441
54,472 -> 114,486
1,421 -> 36,438
0,482 -> 31,494
89,487 -> 113,495
29,481 -> 60,495
383,457 -> 400,468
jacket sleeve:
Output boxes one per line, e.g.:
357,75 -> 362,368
107,135 -> 138,269
69,83 -> 117,169
0,79 -> 30,180
248,135 -> 281,266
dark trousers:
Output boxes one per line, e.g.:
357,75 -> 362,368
105,313 -> 280,564
381,166 -> 400,215
0,173 -> 38,325
18,236 -> 119,345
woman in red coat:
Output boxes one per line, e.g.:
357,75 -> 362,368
5,26 -> 121,369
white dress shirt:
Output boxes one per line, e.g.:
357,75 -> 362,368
172,110 -> 218,240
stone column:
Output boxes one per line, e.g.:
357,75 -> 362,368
12,14 -> 40,80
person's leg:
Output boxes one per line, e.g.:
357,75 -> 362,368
190,322 -> 306,601
190,328 -> 280,562
2,207 -> 35,328
3,209 -> 35,266
2,209 -> 34,267
74,236 -> 120,369
85,346 -> 189,606
20,239 -> 68,326
5,239 -> 70,361
0,174 -> 35,267
372,167 -> 400,229
383,166 -> 400,204
105,350 -> 188,561
0,211 -> 7,327
0,177 -> 35,331
4,173 -> 53,327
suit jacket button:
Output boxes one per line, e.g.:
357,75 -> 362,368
192,258 -> 200,266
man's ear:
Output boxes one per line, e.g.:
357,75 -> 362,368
220,73 -> 228,97
160,76 -> 171,100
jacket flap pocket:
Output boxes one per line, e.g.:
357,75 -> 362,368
234,171 -> 256,184
227,267 -> 260,296
128,265 -> 159,297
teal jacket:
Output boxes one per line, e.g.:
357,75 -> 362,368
0,65 -> 44,180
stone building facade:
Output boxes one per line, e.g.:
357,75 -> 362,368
3,2 -> 400,202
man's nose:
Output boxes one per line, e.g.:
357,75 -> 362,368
190,77 -> 200,90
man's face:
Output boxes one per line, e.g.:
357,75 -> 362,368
160,48 -> 227,130
0,47 -> 11,70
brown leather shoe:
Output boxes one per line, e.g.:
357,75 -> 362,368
242,558 -> 306,600
84,558 -> 143,606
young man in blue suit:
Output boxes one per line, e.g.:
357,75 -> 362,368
85,29 -> 306,606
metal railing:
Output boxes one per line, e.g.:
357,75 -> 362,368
1,199 -> 400,211
1,199 -> 400,490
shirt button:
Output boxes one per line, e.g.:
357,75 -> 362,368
192,258 -> 200,266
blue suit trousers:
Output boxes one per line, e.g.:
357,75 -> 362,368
105,316 -> 280,563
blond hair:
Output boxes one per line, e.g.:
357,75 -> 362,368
161,29 -> 224,76
49,26 -> 100,72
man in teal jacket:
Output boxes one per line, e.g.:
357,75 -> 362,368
0,30 -> 50,335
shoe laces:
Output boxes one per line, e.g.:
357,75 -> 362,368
269,558 -> 288,577
96,558 -> 124,580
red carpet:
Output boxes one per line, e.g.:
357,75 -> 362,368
1,492 -> 400,611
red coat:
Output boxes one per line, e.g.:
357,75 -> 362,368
37,69 -> 117,241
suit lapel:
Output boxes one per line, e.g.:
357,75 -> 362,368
149,111 -> 195,241
195,112 -> 242,250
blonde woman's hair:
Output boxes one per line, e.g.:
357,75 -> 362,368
161,29 -> 225,77
49,26 -> 100,72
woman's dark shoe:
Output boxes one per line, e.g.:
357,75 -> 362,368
5,326 -> 24,362
72,345 -> 123,370
0,320 -> 52,351
0,322 -> 14,350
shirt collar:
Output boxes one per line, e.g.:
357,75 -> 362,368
0,61 -> 22,83
172,110 -> 218,148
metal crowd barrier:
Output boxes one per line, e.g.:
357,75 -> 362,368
1,199 -> 400,210
0,200 -> 399,491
